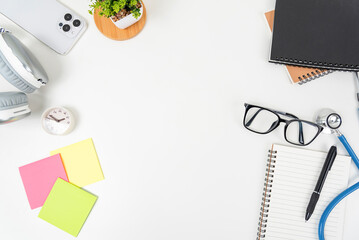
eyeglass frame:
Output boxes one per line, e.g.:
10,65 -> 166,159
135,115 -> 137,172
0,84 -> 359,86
243,103 -> 324,146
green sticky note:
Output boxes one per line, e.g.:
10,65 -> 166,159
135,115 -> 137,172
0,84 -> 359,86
38,178 -> 97,237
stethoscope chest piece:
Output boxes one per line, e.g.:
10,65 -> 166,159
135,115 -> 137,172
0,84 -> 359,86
315,108 -> 342,134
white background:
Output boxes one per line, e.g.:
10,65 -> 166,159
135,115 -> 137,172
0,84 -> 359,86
1,0 -> 359,239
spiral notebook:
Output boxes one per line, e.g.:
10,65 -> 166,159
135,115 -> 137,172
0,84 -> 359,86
270,0 -> 359,71
264,10 -> 331,85
257,144 -> 351,240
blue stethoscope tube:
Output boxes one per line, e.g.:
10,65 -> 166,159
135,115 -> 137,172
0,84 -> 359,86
338,135 -> 359,169
318,134 -> 359,240
319,181 -> 359,240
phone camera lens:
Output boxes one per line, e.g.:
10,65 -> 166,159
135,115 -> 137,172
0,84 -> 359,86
64,13 -> 72,21
59,23 -> 63,26
73,19 -> 81,27
63,24 -> 70,32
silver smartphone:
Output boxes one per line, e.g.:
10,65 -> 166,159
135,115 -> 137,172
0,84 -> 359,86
0,0 -> 87,55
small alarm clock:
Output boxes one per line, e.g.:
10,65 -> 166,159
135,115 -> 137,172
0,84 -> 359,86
41,106 -> 75,135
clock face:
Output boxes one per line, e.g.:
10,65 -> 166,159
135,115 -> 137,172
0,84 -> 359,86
41,107 -> 74,135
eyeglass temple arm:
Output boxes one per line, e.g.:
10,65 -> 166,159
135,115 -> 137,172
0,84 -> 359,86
276,111 -> 304,145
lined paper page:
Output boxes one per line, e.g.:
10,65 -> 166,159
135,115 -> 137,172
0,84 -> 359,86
264,144 -> 350,240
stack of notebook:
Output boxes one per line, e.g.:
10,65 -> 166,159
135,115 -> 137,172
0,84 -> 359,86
268,0 -> 359,84
265,11 -> 331,85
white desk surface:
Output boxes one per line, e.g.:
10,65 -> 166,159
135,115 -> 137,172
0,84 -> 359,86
1,0 -> 359,239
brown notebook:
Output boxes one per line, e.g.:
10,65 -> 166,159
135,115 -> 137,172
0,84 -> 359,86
265,10 -> 331,84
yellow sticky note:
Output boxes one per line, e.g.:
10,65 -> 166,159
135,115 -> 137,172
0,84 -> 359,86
50,138 -> 104,187
38,178 -> 97,237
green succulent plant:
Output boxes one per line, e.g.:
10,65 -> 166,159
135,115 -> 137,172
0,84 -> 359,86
89,0 -> 142,19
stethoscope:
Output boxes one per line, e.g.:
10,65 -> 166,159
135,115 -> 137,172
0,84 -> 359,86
315,109 -> 359,240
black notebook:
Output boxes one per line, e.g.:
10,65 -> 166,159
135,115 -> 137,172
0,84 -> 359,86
270,0 -> 359,71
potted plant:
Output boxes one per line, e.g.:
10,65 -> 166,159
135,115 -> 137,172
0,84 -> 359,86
89,0 -> 143,29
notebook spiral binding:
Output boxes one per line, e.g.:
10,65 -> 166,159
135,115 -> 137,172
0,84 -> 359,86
256,149 -> 277,240
297,69 -> 333,85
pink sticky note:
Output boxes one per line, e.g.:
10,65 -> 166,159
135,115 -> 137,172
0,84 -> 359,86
19,154 -> 68,209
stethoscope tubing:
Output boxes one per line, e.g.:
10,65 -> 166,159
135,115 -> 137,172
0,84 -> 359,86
319,181 -> 359,240
318,134 -> 359,239
338,135 -> 359,169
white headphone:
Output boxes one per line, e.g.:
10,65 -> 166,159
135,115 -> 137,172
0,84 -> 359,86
0,28 -> 48,124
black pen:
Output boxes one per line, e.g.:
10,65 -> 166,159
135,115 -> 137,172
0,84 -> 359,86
305,146 -> 337,222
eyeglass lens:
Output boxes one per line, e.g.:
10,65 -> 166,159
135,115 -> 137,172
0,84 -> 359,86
285,121 -> 320,145
244,107 -> 279,133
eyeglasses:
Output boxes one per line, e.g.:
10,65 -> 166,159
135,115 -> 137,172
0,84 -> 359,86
243,103 -> 324,146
